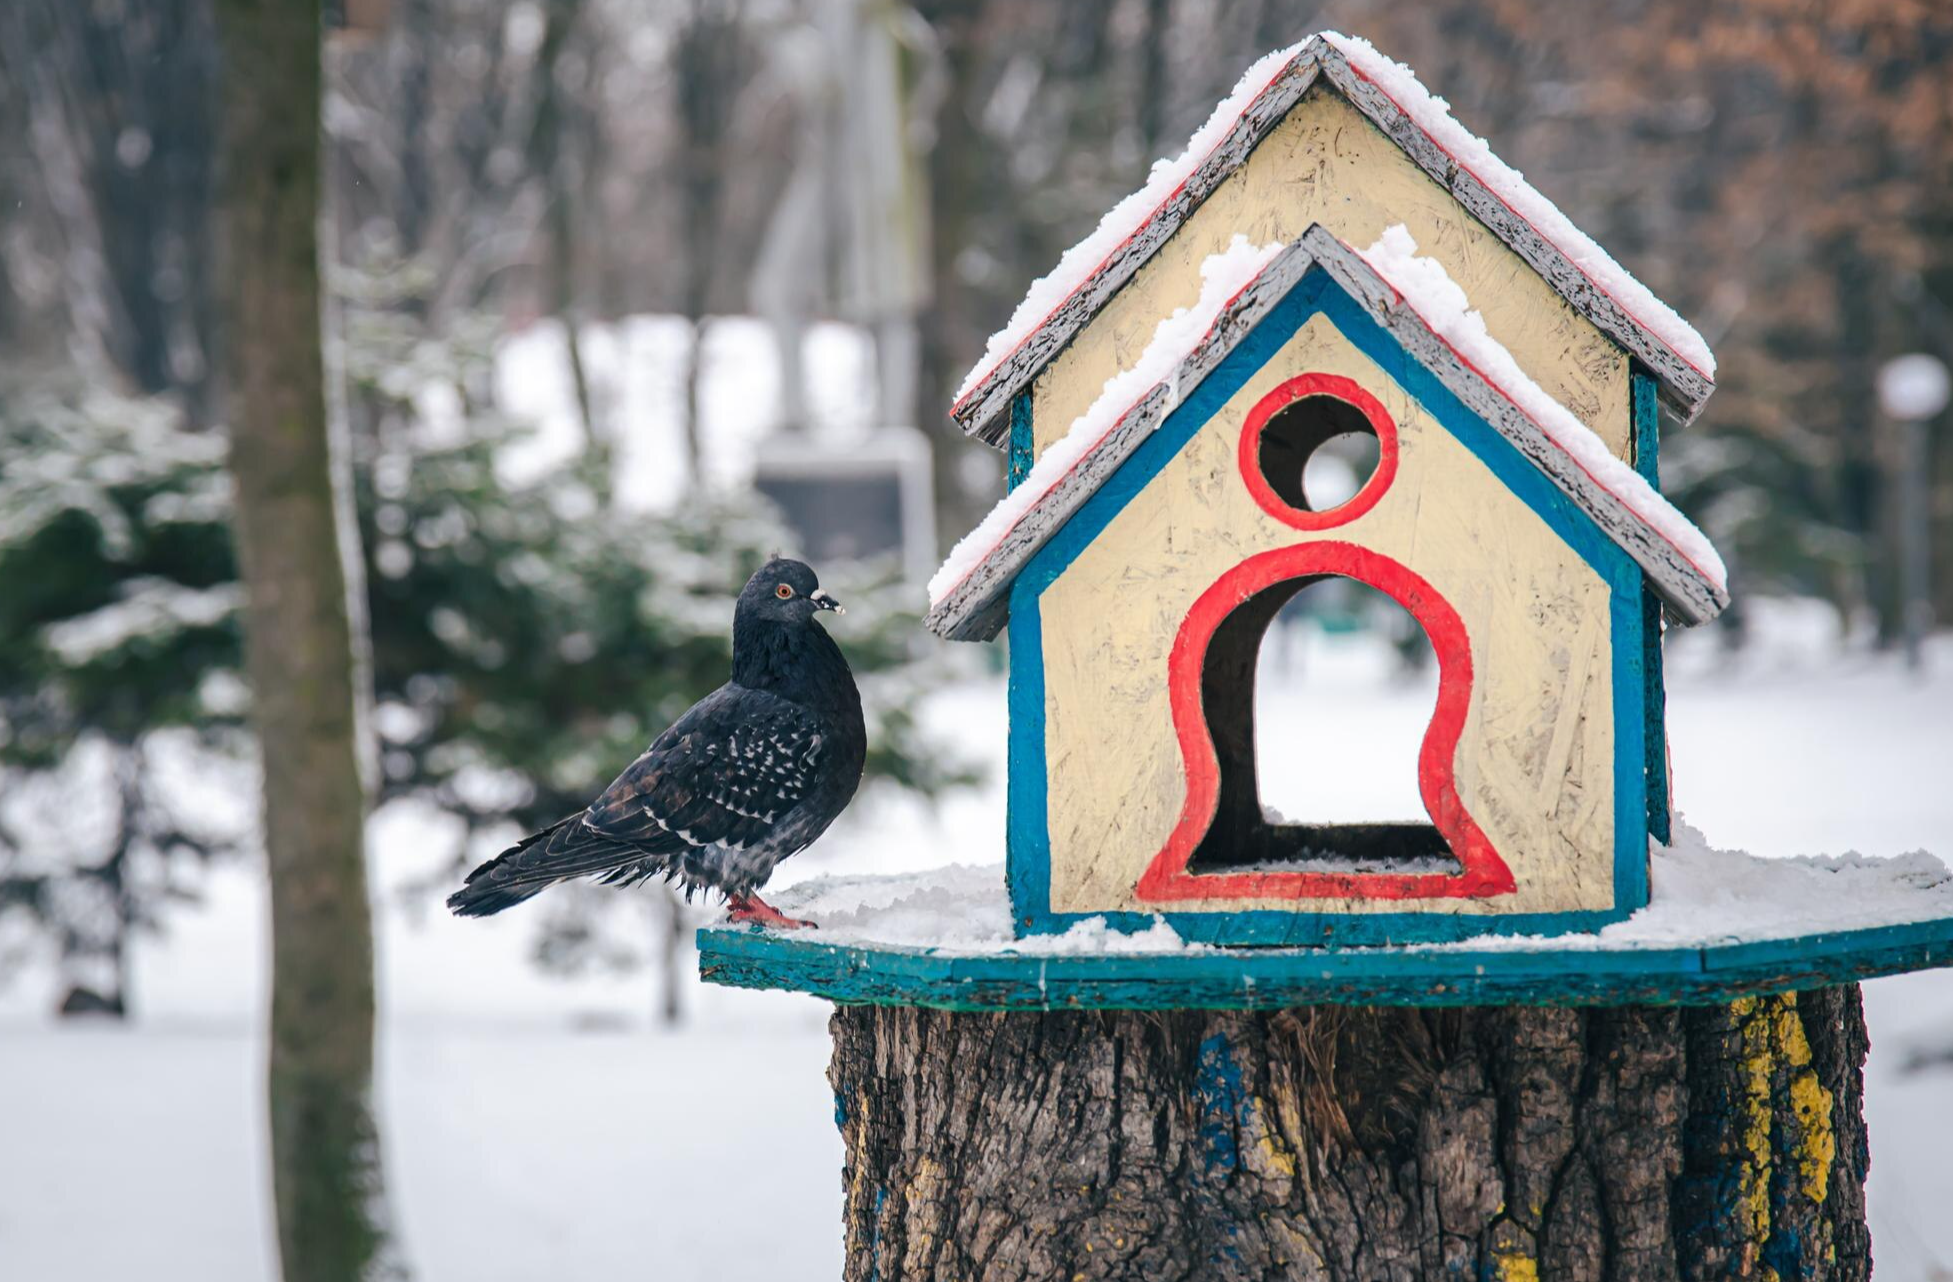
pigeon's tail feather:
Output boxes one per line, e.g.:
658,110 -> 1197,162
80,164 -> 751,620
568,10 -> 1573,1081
445,877 -> 549,918
446,815 -> 669,917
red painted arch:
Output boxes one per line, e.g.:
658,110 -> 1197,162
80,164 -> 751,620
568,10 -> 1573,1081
1134,542 -> 1517,903
1237,372 -> 1400,530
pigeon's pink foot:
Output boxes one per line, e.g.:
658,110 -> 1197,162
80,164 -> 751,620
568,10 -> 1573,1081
726,893 -> 817,930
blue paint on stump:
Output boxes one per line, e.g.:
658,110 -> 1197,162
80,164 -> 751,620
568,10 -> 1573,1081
1194,1033 -> 1245,1175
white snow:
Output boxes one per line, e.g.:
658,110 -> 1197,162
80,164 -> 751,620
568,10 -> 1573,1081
733,819 -> 1951,959
1321,32 -> 1716,380
1454,821 -> 1950,952
4,620 -> 1952,1281
929,235 -> 1284,604
761,863 -> 1200,955
951,43 -> 1309,407
494,314 -> 879,512
1356,224 -> 1727,591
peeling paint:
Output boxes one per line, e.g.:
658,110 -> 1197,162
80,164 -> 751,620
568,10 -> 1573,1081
1195,1032 -> 1246,1175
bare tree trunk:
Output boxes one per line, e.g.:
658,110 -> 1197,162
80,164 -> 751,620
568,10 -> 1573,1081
672,0 -> 746,485
527,0 -> 603,480
215,2 -> 401,1278
830,988 -> 1870,1281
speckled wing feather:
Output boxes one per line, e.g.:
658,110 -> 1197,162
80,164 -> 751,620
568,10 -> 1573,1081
446,685 -> 833,915
583,684 -> 828,861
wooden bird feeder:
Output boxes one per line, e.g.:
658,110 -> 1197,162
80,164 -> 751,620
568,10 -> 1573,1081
701,34 -> 1953,1279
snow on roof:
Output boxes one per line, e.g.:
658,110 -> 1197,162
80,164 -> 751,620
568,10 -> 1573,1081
949,42 -> 1308,408
1355,224 -> 1726,593
949,32 -> 1716,445
1322,33 -> 1715,380
924,224 -> 1728,644
927,235 -> 1284,605
735,822 -> 1952,956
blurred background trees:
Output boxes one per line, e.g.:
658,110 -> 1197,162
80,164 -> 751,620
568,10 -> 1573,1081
1,0 -> 1949,1018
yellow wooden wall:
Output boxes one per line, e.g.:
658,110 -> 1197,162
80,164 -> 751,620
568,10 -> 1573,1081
1028,88 -> 1632,465
1039,314 -> 1620,919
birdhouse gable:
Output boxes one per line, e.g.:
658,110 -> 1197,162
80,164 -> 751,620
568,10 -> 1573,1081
950,32 -> 1716,451
926,224 -> 1728,645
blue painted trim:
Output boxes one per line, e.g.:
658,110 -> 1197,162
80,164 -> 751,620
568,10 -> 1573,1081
1007,391 -> 1034,491
1005,576 -> 1049,934
1632,368 -> 1673,845
697,914 -> 1953,1010
1004,268 -> 1655,945
1632,367 -> 1661,488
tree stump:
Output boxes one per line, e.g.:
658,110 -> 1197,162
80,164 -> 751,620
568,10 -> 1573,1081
828,988 -> 1869,1282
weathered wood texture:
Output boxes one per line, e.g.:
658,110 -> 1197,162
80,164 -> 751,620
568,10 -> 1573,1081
830,988 -> 1869,1282
1030,306 -> 1627,924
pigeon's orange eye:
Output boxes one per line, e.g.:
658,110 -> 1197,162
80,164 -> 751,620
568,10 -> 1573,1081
775,584 -> 794,599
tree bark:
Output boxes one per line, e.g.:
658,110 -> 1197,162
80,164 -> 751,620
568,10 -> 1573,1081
215,2 -> 402,1278
830,988 -> 1870,1282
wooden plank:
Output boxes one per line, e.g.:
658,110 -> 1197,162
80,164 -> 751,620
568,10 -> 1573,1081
1535,605 -> 1607,817
696,913 -> 1953,1011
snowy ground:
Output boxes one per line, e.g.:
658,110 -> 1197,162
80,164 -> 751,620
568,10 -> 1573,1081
3,610 -> 1951,1281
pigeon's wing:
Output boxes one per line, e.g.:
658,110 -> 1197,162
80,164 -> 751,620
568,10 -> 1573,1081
583,684 -> 828,858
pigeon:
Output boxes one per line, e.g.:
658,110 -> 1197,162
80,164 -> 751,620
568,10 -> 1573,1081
446,557 -> 865,929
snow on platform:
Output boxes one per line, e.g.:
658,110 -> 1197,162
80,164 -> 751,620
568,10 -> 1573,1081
699,823 -> 1953,1008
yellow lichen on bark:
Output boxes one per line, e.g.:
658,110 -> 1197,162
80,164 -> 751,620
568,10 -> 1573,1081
1493,1253 -> 1541,1282
1732,992 -> 1839,1255
1773,997 -> 1837,1204
1734,996 -> 1776,1245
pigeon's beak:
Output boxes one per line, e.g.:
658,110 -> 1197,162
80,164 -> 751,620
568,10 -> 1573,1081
810,588 -> 844,615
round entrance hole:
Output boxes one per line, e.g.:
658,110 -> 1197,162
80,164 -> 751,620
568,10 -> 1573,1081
1255,394 -> 1382,513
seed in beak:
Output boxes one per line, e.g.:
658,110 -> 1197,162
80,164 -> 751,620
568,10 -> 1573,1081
810,588 -> 844,615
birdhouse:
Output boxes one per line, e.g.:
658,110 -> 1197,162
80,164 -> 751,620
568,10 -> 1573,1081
700,43 -> 1950,1274
924,33 -> 1730,946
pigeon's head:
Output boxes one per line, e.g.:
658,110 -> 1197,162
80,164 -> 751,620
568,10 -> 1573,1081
739,557 -> 844,626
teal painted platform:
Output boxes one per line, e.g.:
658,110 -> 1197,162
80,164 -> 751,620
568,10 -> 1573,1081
697,916 -> 1953,1010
